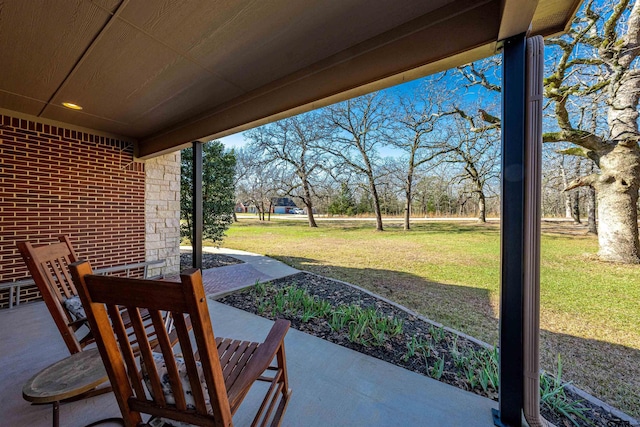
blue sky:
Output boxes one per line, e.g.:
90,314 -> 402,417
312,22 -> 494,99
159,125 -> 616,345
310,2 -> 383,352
217,74 -> 462,155
217,61 -> 499,156
219,132 -> 246,149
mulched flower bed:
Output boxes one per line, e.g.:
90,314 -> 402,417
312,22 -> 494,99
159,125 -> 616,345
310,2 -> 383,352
179,252 -> 243,271
218,271 -> 635,427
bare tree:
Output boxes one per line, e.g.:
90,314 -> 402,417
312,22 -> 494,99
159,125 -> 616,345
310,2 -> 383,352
377,156 -> 407,216
235,147 -> 280,221
323,93 -> 392,231
543,0 -> 640,263
245,113 -> 326,227
231,147 -> 253,222
390,83 -> 446,230
413,169 -> 459,216
584,101 -> 600,234
541,149 -> 566,217
443,108 -> 500,222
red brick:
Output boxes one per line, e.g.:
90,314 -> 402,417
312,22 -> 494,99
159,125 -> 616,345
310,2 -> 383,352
0,114 -> 147,308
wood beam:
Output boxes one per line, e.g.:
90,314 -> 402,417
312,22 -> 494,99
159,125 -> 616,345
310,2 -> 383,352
137,0 -> 500,158
498,0 -> 538,40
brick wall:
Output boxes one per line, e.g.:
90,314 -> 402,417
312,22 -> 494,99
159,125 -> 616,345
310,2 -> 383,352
0,114 -> 147,308
145,152 -> 181,277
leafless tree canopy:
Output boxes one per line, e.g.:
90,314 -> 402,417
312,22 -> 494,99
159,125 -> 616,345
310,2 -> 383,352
234,2 -> 640,263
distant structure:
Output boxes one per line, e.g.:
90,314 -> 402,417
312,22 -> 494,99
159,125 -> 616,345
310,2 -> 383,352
272,197 -> 298,214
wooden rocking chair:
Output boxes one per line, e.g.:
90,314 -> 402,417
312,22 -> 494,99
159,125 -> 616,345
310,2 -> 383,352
69,261 -> 292,427
17,236 -> 172,355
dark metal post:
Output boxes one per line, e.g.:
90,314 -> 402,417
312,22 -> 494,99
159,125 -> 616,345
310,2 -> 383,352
192,141 -> 203,270
494,33 -> 527,427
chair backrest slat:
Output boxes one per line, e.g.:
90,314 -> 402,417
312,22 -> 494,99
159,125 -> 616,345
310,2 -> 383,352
172,312 -> 208,413
49,254 -> 76,299
128,305 -> 168,408
149,309 -> 187,410
70,261 -> 143,426
107,304 -> 147,400
26,241 -> 78,299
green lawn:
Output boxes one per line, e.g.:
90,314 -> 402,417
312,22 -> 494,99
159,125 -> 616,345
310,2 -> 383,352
212,218 -> 640,417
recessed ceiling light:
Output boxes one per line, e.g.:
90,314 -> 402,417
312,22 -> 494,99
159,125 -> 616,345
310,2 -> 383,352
62,102 -> 83,110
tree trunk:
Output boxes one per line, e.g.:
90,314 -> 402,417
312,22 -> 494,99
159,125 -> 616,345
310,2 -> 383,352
302,180 -> 318,228
368,174 -> 384,231
560,159 -> 572,218
596,184 -> 639,263
404,172 -> 413,231
571,190 -> 581,224
477,192 -> 486,223
571,158 -> 581,223
404,192 -> 411,230
233,211 -> 238,222
597,43 -> 640,262
594,145 -> 640,263
587,186 -> 597,234
587,162 -> 597,235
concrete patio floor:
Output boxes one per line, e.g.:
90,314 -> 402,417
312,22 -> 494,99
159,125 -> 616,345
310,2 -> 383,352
0,298 -> 497,426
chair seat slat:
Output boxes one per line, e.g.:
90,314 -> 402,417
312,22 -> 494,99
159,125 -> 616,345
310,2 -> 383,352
226,342 -> 259,388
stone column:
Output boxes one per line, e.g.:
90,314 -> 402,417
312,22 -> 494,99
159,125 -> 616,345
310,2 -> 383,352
145,151 -> 181,277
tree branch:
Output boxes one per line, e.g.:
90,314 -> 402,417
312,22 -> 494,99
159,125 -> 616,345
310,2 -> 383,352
556,146 -> 600,165
565,58 -> 605,68
457,60 -> 501,93
603,0 -> 630,49
619,0 -> 640,69
564,173 -> 600,191
542,129 -> 605,151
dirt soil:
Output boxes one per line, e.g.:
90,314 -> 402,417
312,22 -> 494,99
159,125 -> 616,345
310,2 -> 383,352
540,219 -> 597,236
218,271 -> 635,427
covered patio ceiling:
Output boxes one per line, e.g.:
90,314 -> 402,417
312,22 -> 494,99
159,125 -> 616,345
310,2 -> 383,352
1,0 -> 580,159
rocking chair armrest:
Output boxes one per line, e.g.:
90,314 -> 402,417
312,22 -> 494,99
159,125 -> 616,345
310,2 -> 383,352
252,319 -> 290,363
227,319 -> 290,405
